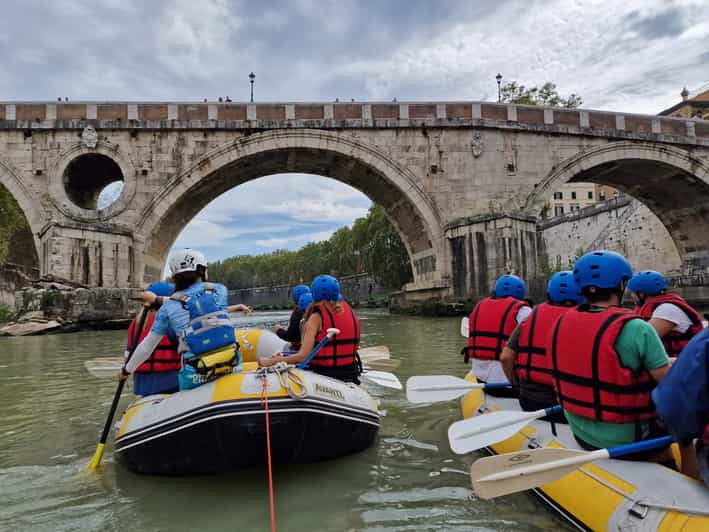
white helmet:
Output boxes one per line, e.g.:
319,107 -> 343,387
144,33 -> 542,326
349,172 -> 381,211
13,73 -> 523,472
169,248 -> 208,275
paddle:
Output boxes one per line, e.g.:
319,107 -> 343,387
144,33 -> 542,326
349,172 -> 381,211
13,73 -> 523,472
470,435 -> 673,500
361,370 -> 403,390
448,406 -> 562,454
296,328 -> 340,368
359,346 -> 391,360
87,304 -> 150,471
460,317 -> 469,338
406,375 -> 511,404
84,344 -> 399,378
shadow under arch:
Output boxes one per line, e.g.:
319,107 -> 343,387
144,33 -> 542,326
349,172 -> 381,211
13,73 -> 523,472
0,157 -> 43,274
135,129 -> 445,285
524,141 -> 709,271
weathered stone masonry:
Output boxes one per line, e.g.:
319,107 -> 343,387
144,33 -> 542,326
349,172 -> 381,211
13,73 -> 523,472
0,100 -> 708,303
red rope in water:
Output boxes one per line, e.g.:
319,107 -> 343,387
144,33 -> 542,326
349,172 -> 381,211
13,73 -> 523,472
261,376 -> 276,532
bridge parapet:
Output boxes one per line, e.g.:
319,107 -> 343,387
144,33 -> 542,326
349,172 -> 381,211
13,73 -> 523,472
0,101 -> 707,145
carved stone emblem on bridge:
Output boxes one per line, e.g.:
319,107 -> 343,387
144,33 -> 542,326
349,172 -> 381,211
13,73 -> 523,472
81,126 -> 98,149
471,132 -> 483,158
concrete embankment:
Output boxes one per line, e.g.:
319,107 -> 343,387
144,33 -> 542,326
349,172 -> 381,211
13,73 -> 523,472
1,285 -> 142,336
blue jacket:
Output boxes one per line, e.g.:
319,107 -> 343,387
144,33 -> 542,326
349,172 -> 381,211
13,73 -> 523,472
652,327 -> 709,444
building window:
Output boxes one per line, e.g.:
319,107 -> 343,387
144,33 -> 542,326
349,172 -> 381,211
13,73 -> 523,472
553,192 -> 563,200
599,191 -> 606,201
587,191 -> 593,200
570,203 -> 580,212
571,191 -> 577,200
554,205 -> 564,216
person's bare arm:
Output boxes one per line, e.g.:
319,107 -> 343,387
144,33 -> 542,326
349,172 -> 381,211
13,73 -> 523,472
649,364 -> 669,383
259,313 -> 321,366
500,346 -> 519,385
648,318 -> 675,338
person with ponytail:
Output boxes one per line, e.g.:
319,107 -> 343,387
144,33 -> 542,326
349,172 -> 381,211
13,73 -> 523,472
258,275 -> 362,384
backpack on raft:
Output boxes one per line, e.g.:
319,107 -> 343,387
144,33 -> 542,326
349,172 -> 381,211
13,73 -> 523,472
171,284 -> 239,383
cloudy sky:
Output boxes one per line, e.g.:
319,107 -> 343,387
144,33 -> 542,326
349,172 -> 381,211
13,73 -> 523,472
4,0 -> 709,262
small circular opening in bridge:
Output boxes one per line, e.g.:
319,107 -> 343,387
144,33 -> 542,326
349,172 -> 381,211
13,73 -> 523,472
62,153 -> 124,210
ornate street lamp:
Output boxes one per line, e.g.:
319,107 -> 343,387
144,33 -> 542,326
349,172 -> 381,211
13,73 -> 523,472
249,72 -> 255,102
496,73 -> 502,103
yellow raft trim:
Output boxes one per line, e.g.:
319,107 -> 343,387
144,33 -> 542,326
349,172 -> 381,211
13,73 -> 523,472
236,329 -> 264,363
458,373 -> 709,531
212,365 -> 306,402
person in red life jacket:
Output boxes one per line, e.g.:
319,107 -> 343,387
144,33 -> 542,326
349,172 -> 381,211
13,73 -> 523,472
653,327 -> 709,485
463,274 -> 532,392
258,274 -> 362,384
549,250 -> 673,463
500,271 -> 584,419
126,281 -> 180,396
272,284 -> 311,350
628,270 -> 703,357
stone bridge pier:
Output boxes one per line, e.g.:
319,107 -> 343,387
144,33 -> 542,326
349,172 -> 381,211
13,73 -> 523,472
1,101 -> 708,304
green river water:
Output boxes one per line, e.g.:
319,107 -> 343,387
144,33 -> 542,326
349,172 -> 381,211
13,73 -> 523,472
0,310 -> 569,531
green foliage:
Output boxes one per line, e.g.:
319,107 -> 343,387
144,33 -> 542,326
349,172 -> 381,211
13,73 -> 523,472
501,81 -> 583,108
209,205 -> 413,289
0,304 -> 13,323
0,185 -> 31,265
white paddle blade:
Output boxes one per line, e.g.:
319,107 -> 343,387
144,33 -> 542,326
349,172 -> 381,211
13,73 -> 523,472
406,375 -> 481,404
84,357 -> 124,378
363,358 -> 401,371
471,447 -> 591,499
363,371 -> 402,390
460,317 -> 469,338
448,410 -> 540,454
358,346 -> 390,360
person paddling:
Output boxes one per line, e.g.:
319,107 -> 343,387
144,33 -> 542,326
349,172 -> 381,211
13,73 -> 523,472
500,271 -> 583,419
629,270 -> 703,358
120,249 -> 240,391
549,250 -> 673,463
272,284 -> 311,350
126,281 -> 181,396
463,274 -> 532,394
653,327 -> 709,485
259,274 -> 362,384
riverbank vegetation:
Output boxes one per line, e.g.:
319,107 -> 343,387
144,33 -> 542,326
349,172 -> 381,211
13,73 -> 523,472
209,205 -> 413,289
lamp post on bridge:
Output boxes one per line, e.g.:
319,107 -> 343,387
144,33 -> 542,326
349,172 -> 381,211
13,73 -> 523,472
249,72 -> 255,102
496,73 -> 502,103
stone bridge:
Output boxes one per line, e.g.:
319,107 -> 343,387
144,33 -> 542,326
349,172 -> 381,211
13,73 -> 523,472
1,100 -> 708,302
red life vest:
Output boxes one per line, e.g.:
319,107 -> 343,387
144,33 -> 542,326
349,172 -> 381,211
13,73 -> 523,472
549,306 -> 656,423
309,301 -> 360,367
127,308 -> 181,373
515,302 -> 572,387
635,293 -> 703,356
466,297 -> 528,361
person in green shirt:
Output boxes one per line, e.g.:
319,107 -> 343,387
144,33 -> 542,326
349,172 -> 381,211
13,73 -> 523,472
551,250 -> 671,462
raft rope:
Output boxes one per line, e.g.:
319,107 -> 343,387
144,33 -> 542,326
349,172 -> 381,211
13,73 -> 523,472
259,370 -> 277,532
578,466 -> 709,517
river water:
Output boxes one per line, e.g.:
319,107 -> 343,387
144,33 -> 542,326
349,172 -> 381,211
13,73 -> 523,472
0,310 -> 568,531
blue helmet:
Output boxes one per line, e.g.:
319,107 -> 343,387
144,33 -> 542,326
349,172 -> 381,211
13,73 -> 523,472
573,250 -> 633,290
547,271 -> 584,304
146,281 -> 174,297
628,270 -> 667,296
494,274 -> 526,300
311,274 -> 341,302
292,284 -> 311,304
297,292 -> 313,311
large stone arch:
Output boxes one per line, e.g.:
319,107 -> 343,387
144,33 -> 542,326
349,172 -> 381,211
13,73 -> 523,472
0,156 -> 43,273
524,141 -> 709,271
134,129 -> 446,288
